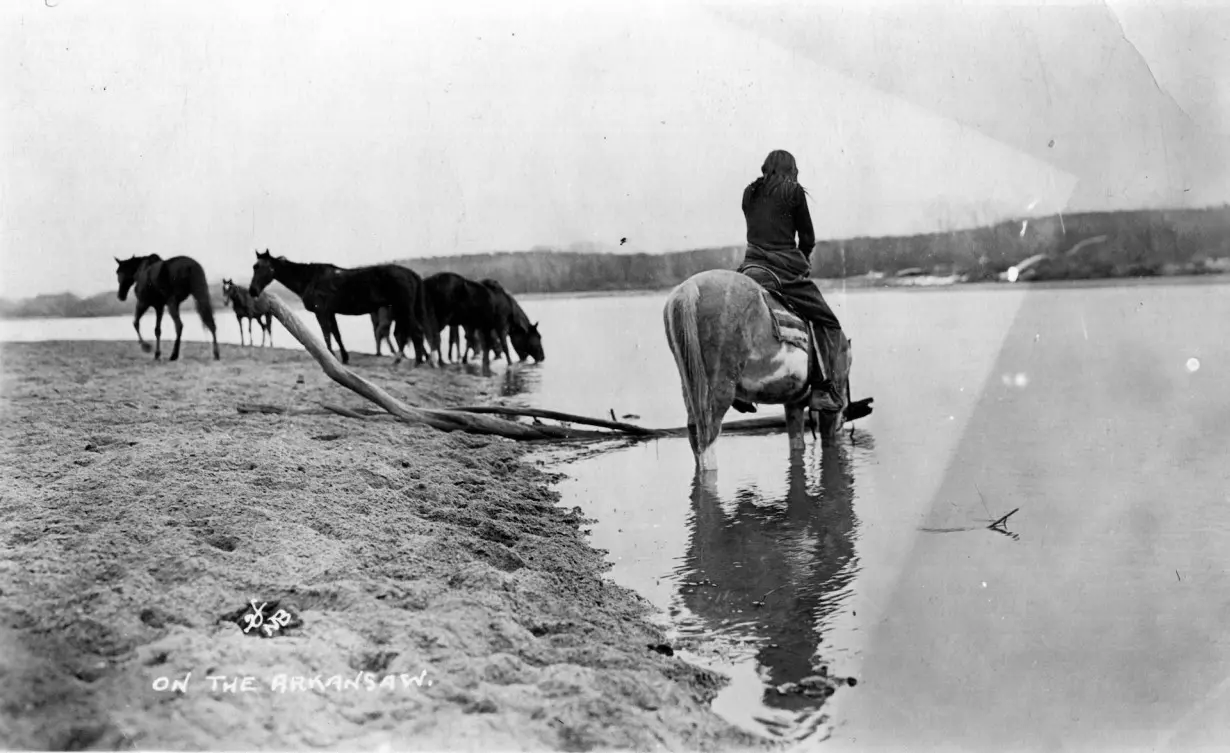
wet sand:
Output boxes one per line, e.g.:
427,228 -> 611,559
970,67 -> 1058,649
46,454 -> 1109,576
0,340 -> 769,751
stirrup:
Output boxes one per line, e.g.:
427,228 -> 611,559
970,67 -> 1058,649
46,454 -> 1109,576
732,398 -> 758,414
809,381 -> 841,412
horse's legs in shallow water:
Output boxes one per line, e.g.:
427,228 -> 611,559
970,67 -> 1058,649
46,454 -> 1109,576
235,315 -> 246,347
478,330 -> 494,376
691,379 -> 735,472
785,402 -> 808,452
152,305 -> 165,360
496,328 -> 512,364
133,302 -> 152,353
167,302 -> 184,361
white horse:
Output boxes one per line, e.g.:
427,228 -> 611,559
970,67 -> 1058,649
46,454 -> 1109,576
663,269 -> 865,471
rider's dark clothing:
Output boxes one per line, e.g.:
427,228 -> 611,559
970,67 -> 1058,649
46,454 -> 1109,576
737,180 -> 842,331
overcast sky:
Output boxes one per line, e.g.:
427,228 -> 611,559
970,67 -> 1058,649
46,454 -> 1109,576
3,0 -> 1228,298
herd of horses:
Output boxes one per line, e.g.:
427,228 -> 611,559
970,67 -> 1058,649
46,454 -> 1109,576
113,251 -> 868,469
112,251 -> 544,373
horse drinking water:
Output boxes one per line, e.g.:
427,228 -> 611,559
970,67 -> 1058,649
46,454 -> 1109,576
222,279 -> 273,347
663,269 -> 870,471
423,271 -> 511,374
115,254 -> 220,361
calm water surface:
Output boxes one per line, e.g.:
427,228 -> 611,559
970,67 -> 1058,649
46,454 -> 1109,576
3,280 -> 1229,751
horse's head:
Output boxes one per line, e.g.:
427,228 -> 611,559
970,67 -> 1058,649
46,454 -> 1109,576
249,249 -> 277,297
511,321 -> 545,363
221,278 -> 235,307
114,255 -> 147,302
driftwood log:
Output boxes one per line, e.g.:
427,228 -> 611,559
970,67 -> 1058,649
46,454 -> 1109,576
252,290 -> 872,442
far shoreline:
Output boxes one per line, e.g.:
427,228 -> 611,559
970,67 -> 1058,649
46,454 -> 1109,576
3,271 -> 1230,320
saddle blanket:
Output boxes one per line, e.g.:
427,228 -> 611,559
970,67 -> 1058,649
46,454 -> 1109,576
760,290 -> 811,351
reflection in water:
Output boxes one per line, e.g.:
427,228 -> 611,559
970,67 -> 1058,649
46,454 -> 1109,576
500,362 -> 543,397
675,446 -> 859,735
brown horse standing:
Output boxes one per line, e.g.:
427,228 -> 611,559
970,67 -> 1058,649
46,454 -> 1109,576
115,254 -> 220,361
248,250 -> 433,366
222,279 -> 273,347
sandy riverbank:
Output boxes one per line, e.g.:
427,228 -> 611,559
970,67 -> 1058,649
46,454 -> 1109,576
0,340 -> 770,751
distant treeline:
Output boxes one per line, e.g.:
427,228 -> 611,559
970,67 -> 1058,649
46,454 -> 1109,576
810,206 -> 1230,282
397,206 -> 1230,289
4,206 -> 1228,319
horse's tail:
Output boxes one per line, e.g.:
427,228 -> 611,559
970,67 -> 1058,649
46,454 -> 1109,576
663,278 -> 712,441
191,265 -> 217,333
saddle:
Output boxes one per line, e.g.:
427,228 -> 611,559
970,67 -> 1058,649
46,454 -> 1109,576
736,264 -> 845,416
740,265 -> 825,380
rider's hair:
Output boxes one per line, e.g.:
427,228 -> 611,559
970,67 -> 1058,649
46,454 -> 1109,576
749,149 -> 806,205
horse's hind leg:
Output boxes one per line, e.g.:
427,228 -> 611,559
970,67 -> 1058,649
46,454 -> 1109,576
693,379 -> 736,472
315,313 -> 335,356
331,317 -> 349,365
236,315 -> 246,347
153,305 -> 165,360
167,303 -> 184,361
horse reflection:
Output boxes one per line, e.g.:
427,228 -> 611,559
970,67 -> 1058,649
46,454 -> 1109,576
500,363 -> 542,397
678,445 -> 858,720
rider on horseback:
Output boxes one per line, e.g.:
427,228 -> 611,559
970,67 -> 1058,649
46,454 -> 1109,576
735,149 -> 843,413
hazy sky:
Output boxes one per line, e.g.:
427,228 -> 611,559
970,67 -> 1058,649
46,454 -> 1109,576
3,0 -> 1228,298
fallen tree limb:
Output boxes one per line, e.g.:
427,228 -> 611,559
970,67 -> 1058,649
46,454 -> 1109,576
237,400 -> 844,439
451,405 -> 658,436
257,292 -> 619,441
321,403 -> 370,420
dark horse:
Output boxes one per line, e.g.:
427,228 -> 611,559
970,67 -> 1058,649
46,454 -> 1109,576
248,250 -> 434,366
115,254 -> 220,361
221,279 -> 273,347
465,279 -> 545,363
423,271 -> 509,373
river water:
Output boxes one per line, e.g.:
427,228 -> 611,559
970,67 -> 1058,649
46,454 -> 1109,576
3,277 -> 1228,751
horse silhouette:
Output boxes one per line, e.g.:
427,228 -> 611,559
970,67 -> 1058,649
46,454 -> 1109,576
222,278 -> 272,347
664,269 -> 869,471
248,250 -> 433,366
114,254 -> 219,361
